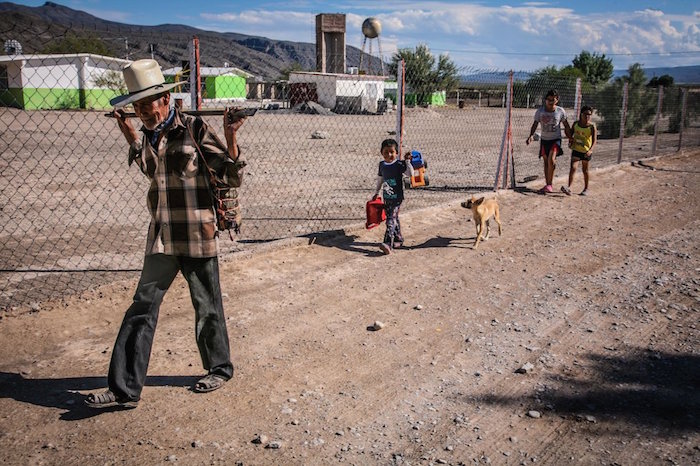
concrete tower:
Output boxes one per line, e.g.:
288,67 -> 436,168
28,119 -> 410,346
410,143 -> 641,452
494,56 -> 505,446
316,13 -> 346,74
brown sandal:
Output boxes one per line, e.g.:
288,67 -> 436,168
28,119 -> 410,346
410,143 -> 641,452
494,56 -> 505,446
85,390 -> 138,409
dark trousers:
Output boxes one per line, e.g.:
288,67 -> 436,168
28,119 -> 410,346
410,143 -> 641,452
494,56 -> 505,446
108,254 -> 233,401
383,200 -> 403,247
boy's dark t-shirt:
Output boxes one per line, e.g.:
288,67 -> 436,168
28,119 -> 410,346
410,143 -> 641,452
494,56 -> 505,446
378,159 -> 407,202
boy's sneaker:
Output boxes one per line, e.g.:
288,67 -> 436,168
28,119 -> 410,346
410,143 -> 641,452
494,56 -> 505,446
560,186 -> 572,196
579,189 -> 588,196
379,243 -> 392,255
545,184 -> 554,193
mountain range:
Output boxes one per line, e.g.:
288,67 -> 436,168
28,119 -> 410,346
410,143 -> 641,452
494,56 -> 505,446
0,1 -> 383,80
1,2 -> 698,84
611,66 -> 700,84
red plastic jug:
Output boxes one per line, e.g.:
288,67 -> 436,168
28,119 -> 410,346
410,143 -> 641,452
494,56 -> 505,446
365,198 -> 386,229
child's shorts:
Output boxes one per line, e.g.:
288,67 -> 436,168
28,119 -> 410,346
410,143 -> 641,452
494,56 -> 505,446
539,139 -> 563,158
571,150 -> 592,162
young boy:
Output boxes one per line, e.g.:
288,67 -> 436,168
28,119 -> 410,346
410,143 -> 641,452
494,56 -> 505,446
525,89 -> 572,194
372,138 -> 414,255
562,106 -> 596,196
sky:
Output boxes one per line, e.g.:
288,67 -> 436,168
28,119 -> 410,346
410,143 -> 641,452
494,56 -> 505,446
13,0 -> 700,71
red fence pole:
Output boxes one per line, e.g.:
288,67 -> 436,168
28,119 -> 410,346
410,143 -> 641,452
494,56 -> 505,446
494,70 -> 513,190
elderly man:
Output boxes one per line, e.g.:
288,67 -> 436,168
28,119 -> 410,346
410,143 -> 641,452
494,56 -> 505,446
86,59 -> 246,408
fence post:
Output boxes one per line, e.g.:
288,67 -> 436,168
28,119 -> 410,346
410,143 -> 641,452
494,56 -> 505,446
651,85 -> 663,156
617,81 -> 629,164
678,87 -> 688,152
190,36 -> 201,110
494,71 -> 513,190
573,78 -> 582,119
395,59 -> 405,154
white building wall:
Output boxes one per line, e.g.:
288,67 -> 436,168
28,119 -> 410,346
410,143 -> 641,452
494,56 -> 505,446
23,59 -> 79,89
85,60 -> 124,89
289,72 -> 387,111
3,55 -> 128,90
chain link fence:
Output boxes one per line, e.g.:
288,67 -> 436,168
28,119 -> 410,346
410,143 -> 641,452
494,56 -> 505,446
1,33 -> 699,311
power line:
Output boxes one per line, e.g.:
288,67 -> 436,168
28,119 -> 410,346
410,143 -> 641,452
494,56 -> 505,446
430,48 -> 700,57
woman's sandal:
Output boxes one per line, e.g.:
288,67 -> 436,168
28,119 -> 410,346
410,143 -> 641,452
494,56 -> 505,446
84,390 -> 138,409
193,374 -> 227,393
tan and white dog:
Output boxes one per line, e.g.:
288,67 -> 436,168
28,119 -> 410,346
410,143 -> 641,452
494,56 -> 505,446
461,196 -> 502,249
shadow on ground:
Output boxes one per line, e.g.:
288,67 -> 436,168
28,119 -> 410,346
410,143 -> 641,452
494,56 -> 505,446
0,371 -> 199,421
471,348 -> 699,434
310,230 -> 473,255
632,160 -> 700,174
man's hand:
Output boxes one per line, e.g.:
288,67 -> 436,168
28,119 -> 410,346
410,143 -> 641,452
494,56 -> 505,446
113,109 -> 138,145
224,107 -> 246,138
525,135 -> 532,145
224,107 -> 246,159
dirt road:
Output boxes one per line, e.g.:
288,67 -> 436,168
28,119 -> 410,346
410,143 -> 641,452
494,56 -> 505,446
1,151 -> 698,465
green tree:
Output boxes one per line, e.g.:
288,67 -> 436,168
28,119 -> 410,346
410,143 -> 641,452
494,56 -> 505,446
647,74 -> 674,87
278,62 -> 306,81
572,50 -> 613,86
42,33 -> 111,56
646,76 -> 697,134
517,65 -> 582,108
668,87 -> 700,134
389,44 -> 459,105
596,63 -> 656,138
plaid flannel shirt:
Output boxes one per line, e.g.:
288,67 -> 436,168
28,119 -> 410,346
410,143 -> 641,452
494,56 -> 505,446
128,109 -> 246,258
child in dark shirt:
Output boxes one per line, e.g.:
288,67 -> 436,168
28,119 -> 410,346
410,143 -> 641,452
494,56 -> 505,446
372,139 -> 414,255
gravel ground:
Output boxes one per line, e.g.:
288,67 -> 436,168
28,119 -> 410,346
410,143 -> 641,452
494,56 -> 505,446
0,150 -> 698,465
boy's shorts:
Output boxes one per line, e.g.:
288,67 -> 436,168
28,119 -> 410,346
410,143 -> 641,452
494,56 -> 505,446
571,150 -> 592,162
539,139 -> 563,158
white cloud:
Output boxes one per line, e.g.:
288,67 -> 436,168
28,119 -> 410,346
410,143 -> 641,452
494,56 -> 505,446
201,10 -> 313,27
198,9 -> 316,42
192,2 -> 699,70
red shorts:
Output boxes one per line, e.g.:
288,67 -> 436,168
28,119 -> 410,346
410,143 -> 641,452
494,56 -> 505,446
539,139 -> 563,158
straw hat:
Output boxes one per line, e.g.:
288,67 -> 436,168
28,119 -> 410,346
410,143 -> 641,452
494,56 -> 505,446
110,59 -> 185,107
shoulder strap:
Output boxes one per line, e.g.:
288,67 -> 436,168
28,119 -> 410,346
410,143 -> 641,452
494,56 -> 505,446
192,116 -> 204,145
186,116 -> 215,175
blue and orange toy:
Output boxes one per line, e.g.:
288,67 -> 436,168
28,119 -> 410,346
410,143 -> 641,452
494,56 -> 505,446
404,150 -> 429,188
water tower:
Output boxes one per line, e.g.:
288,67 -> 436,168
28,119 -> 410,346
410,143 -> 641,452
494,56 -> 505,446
359,17 -> 384,76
